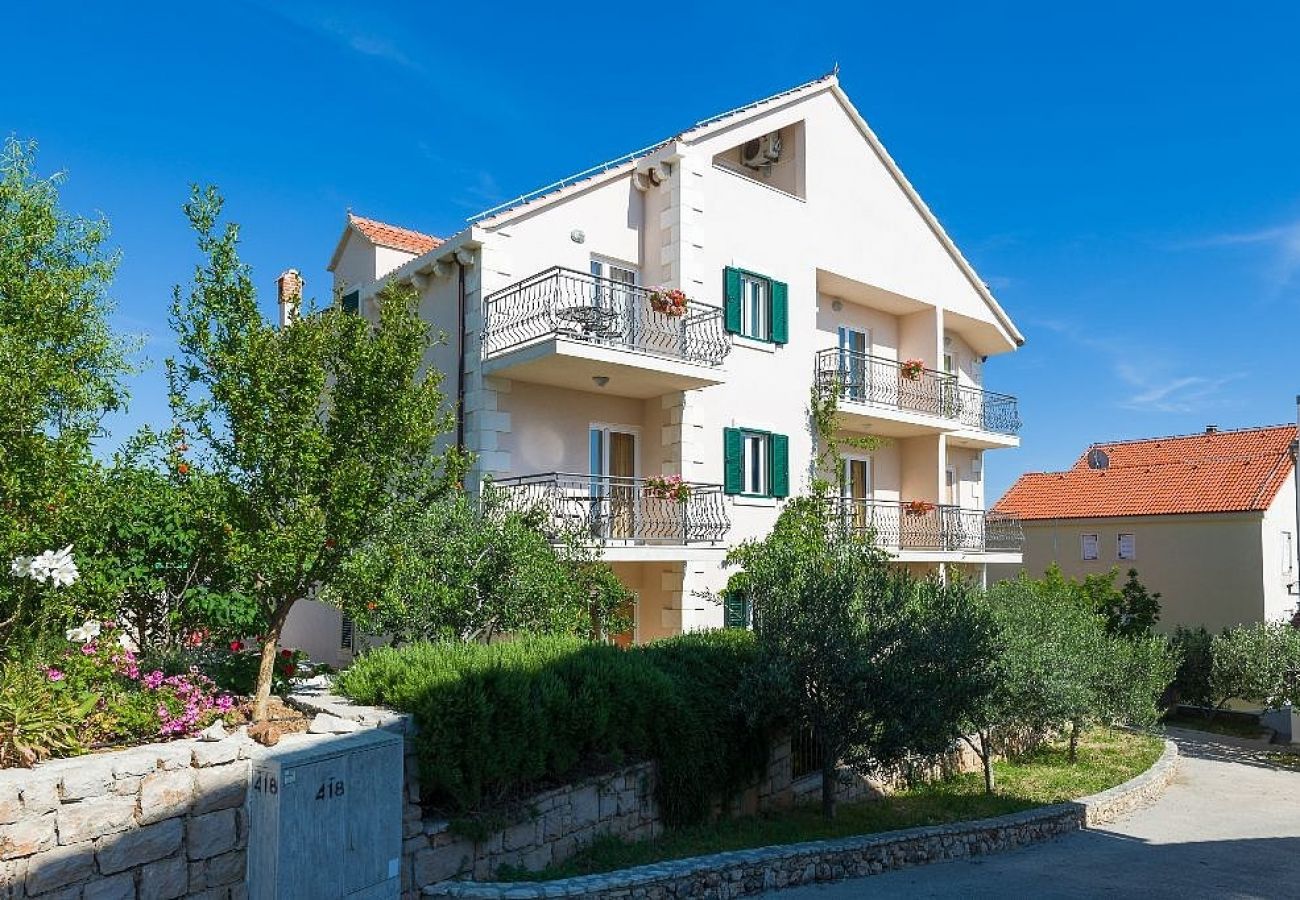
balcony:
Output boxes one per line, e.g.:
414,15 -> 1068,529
482,268 -> 732,398
814,348 -> 1021,446
830,498 -> 1023,557
491,473 -> 730,559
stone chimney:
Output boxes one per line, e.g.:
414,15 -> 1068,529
277,269 -> 302,327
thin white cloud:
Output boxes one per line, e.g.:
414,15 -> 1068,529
1177,220 -> 1300,292
1034,318 -> 1245,414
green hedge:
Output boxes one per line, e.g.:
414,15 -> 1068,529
337,630 -> 769,826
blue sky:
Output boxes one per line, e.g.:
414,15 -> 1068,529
4,2 -> 1298,501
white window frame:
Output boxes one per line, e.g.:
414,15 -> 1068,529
740,273 -> 769,341
741,430 -> 769,497
1117,533 -> 1136,561
1081,533 -> 1099,561
1284,531 -> 1295,575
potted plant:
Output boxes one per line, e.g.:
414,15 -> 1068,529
900,358 -> 926,381
648,287 -> 689,317
644,474 -> 692,503
903,499 -> 935,517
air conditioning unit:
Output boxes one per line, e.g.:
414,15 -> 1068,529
741,132 -> 783,169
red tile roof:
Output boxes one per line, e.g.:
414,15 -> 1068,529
349,214 -> 442,255
993,425 -> 1297,521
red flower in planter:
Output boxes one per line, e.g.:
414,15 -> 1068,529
229,640 -> 242,652
281,648 -> 294,658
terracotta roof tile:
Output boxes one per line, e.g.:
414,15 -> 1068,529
349,214 -> 442,255
993,425 -> 1296,520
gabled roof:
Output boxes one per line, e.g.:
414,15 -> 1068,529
994,425 -> 1297,521
327,213 -> 443,272
463,71 -> 1022,346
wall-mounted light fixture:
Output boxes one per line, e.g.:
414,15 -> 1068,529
592,375 -> 610,388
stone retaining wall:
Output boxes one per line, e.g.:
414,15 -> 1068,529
0,734 -> 253,900
420,739 -> 1180,899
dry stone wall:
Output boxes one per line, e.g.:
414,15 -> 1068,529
0,733 -> 253,900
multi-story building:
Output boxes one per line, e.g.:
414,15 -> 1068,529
991,424 -> 1300,633
281,73 -> 1025,661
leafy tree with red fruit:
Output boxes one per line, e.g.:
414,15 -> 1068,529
166,187 -> 463,721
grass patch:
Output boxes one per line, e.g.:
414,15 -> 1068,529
1161,711 -> 1268,740
1266,751 -> 1300,771
499,727 -> 1163,881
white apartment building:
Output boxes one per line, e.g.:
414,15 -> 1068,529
281,73 -> 1025,661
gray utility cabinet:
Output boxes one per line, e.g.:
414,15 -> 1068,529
247,728 -> 404,900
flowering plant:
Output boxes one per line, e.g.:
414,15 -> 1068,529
10,545 -> 79,587
903,499 -> 936,517
644,474 -> 692,503
900,359 -> 926,381
648,287 -> 689,317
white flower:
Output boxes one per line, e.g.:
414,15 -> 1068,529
64,619 -> 101,644
44,545 -> 79,588
9,556 -> 33,578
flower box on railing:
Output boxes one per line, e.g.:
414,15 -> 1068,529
900,359 -> 926,381
643,474 -> 692,503
903,499 -> 936,517
648,287 -> 689,318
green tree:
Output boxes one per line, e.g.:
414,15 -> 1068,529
731,495 -> 997,819
322,490 -> 632,644
0,139 -> 135,639
1210,622 -> 1300,711
166,187 -> 459,720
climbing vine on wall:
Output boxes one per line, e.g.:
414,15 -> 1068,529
809,377 -> 886,495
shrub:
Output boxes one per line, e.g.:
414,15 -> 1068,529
1169,626 -> 1214,708
337,631 -> 769,827
1210,621 -> 1300,710
0,660 -> 90,767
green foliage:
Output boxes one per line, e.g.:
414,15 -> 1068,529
1210,621 -> 1300,710
0,139 -> 136,639
1169,626 -> 1214,708
986,573 -> 1177,763
728,495 -> 997,817
337,631 -> 769,827
323,489 -> 631,645
0,660 -> 88,767
166,187 -> 459,718
1038,564 -> 1161,638
808,382 -> 885,494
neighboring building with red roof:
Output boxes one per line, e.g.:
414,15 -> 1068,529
992,424 -> 1299,631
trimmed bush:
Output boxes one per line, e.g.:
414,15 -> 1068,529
337,630 -> 769,826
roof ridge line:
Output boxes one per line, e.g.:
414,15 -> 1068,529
1086,423 -> 1296,447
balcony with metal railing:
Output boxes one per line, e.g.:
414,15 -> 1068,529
814,348 -> 1021,445
481,268 -> 732,397
490,473 -> 730,557
829,497 -> 1024,557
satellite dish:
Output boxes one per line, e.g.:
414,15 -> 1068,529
1086,448 -> 1110,470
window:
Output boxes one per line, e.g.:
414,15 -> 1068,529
1118,533 -> 1136,560
340,615 -> 354,651
723,589 -> 751,629
341,290 -> 360,315
723,267 -> 788,344
741,275 -> 768,340
1285,531 -> 1295,575
723,427 -> 789,498
1081,533 -> 1099,561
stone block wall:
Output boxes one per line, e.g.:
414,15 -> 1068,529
0,735 -> 253,900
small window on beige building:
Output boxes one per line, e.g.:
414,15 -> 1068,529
1118,533 -> 1136,560
1082,533 -> 1099,561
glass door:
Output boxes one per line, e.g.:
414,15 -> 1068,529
843,456 -> 871,535
590,259 -> 636,345
837,327 -> 869,402
590,425 -> 638,541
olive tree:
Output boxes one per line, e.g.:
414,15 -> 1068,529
730,494 -> 996,819
167,187 -> 459,720
1210,622 -> 1300,711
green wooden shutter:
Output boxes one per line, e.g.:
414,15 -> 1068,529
770,433 -> 790,497
723,591 -> 748,628
723,427 -> 743,495
769,279 -> 788,344
723,267 -> 742,334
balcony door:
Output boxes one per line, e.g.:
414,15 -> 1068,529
590,424 -> 639,541
842,455 -> 872,534
837,327 -> 869,402
590,258 -> 638,346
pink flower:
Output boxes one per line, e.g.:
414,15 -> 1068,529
81,642 -> 98,656
45,667 -> 64,682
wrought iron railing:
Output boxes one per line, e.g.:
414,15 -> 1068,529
829,497 -> 1023,553
490,473 -> 730,545
482,267 -> 731,366
814,348 -> 1021,436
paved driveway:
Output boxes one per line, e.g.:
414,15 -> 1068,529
773,728 -> 1300,899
